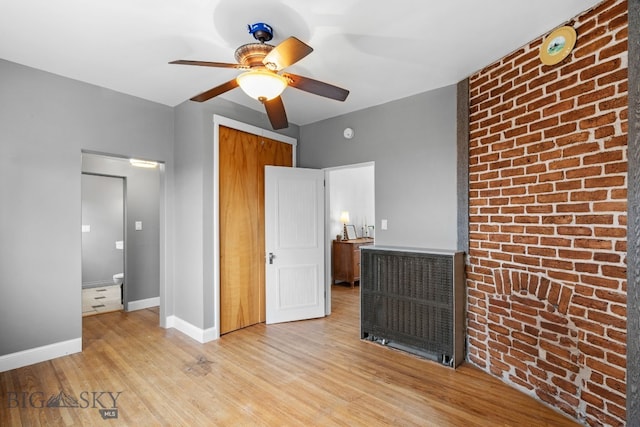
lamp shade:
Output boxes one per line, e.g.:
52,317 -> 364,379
237,69 -> 287,101
339,211 -> 350,224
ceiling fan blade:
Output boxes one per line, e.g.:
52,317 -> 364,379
263,96 -> 288,129
170,60 -> 247,69
283,73 -> 349,101
262,37 -> 313,70
190,79 -> 239,102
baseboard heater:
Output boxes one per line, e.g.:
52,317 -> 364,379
360,246 -> 465,368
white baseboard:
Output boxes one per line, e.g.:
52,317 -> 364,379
127,296 -> 160,311
165,315 -> 218,343
0,338 -> 82,373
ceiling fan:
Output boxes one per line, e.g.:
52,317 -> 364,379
170,23 -> 349,130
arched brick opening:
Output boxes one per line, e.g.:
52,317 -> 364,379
485,269 -> 585,419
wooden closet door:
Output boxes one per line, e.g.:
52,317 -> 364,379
219,125 -> 292,334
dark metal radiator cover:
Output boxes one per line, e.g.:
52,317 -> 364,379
360,247 -> 465,368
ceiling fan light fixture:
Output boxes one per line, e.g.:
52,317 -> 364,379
237,69 -> 287,101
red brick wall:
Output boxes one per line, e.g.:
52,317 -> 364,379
467,1 -> 628,425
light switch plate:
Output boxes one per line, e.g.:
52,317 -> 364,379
135,221 -> 142,231
381,219 -> 388,230
81,225 -> 91,233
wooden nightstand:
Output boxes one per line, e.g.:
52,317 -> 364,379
332,238 -> 374,287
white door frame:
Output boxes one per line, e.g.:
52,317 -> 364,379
212,115 -> 297,340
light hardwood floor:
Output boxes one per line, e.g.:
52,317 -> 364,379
1,286 -> 579,426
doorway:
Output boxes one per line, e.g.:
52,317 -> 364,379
218,124 -> 293,334
213,116 -> 297,337
324,162 -> 375,314
81,173 -> 125,316
81,153 -> 163,318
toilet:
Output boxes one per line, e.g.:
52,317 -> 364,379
112,273 -> 124,286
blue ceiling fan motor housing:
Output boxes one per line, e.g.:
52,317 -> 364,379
248,22 -> 274,43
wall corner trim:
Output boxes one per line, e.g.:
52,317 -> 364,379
165,315 -> 218,343
0,338 -> 82,373
456,78 -> 470,254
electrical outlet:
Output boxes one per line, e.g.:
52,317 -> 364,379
381,219 -> 388,230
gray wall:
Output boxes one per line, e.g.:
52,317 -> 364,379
299,85 -> 458,249
0,52 -> 454,359
81,174 -> 124,287
82,155 -> 161,302
173,99 -> 299,330
0,58 -> 174,356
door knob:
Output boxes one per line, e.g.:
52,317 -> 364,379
268,252 -> 275,264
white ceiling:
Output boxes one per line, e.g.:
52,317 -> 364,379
0,0 -> 602,126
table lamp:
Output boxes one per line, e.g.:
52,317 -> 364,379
340,211 -> 350,240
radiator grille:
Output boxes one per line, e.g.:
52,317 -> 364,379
360,248 -> 464,366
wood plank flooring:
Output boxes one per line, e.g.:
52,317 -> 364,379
0,286 -> 580,426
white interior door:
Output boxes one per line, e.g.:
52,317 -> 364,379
265,166 -> 325,324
